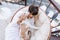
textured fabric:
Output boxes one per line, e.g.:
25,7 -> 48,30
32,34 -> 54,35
5,21 -> 20,40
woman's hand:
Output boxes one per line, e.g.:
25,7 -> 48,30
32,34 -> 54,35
17,13 -> 26,24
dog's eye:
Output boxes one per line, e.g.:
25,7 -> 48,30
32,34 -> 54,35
28,30 -> 31,35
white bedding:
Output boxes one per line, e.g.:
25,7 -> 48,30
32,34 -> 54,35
0,5 -> 24,40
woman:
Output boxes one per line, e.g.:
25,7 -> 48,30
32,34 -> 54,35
17,5 -> 51,40
17,5 -> 39,40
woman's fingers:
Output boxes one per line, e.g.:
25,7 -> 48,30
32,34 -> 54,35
19,13 -> 26,21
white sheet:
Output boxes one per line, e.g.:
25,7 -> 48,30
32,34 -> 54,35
5,22 -> 20,40
0,5 -> 24,40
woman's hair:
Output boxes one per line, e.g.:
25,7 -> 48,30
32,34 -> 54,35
28,5 -> 39,15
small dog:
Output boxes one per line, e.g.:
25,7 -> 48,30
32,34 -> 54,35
17,15 -> 32,40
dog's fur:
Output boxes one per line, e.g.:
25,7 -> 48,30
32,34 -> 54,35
17,18 -> 31,40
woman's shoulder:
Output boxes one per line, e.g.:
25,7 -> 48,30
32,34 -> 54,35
37,8 -> 50,24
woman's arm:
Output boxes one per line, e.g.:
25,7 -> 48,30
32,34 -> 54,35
17,14 -> 27,24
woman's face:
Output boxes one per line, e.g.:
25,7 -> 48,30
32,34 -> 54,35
28,13 -> 33,18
